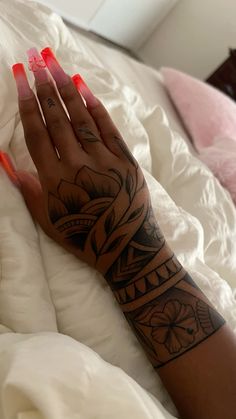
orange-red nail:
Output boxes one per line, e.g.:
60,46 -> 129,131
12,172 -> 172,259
12,63 -> 33,100
41,47 -> 69,87
0,152 -> 20,188
72,74 -> 99,108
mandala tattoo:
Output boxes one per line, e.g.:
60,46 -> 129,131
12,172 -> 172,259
48,145 -> 225,368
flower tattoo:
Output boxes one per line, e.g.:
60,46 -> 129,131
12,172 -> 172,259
48,166 -> 121,250
150,300 -> 198,353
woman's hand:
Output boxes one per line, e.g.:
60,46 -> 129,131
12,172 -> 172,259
13,47 -> 164,277
13,48 -> 236,419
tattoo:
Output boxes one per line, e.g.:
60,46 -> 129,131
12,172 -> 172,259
28,55 -> 46,72
47,98 -> 56,108
48,159 -> 225,368
126,273 -> 225,368
114,135 -> 138,168
78,127 -> 101,143
48,165 -> 121,252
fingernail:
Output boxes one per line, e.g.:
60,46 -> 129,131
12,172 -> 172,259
72,74 -> 99,108
12,63 -> 33,100
27,47 -> 50,85
0,151 -> 21,188
40,47 -> 69,87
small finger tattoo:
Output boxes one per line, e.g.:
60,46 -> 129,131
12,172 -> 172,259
47,98 -> 56,108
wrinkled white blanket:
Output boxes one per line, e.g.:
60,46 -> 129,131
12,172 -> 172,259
0,0 -> 236,418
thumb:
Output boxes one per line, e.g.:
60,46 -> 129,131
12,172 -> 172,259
16,170 -> 49,232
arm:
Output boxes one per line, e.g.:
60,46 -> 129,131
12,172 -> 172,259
104,219 -> 236,419
13,47 -> 236,419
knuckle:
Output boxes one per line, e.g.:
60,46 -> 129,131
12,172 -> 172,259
91,105 -> 106,119
49,118 -> 66,132
37,83 -> 54,101
25,127 -> 45,141
24,130 -> 45,146
20,98 -> 38,116
75,121 -> 93,134
59,82 -> 76,101
67,159 -> 80,171
42,172 -> 58,189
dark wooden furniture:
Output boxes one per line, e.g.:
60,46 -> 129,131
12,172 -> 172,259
206,49 -> 236,101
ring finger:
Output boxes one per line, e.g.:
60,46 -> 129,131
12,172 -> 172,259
27,47 -> 80,161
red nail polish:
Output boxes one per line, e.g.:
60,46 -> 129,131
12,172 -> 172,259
12,63 -> 33,100
27,47 -> 50,85
41,47 -> 69,87
72,74 -> 99,108
0,152 -> 20,188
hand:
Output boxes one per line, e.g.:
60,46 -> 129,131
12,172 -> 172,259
13,54 -> 230,416
13,47 -> 164,277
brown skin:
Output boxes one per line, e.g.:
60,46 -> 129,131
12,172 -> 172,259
16,56 -> 236,419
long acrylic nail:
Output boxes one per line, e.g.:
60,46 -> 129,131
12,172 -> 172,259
0,151 -> 20,188
40,47 -> 69,87
27,47 -> 50,85
72,74 -> 99,108
12,63 -> 33,100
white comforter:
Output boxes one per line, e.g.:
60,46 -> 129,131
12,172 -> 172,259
0,1 -> 236,418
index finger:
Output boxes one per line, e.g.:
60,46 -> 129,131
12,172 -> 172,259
12,63 -> 58,174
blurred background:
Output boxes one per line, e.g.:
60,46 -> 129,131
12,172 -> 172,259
35,0 -> 236,78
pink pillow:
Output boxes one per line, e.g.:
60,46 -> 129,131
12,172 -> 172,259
199,137 -> 236,204
161,67 -> 236,150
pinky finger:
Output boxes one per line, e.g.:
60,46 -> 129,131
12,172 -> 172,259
72,74 -> 137,166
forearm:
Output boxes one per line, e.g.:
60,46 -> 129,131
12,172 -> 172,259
105,228 -> 236,418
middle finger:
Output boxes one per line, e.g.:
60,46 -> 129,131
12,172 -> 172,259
27,48 -> 80,161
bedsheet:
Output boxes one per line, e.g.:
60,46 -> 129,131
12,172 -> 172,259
67,26 -> 195,154
0,0 -> 236,417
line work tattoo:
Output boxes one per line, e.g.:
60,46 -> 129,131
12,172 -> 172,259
48,150 -> 225,368
77,127 -> 101,143
47,98 -> 56,108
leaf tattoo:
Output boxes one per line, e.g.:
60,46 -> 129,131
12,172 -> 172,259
127,205 -> 144,223
126,171 -> 134,199
109,169 -> 123,187
105,209 -> 115,235
47,161 -> 226,369
105,234 -> 126,253
114,135 -> 138,168
78,127 -> 100,143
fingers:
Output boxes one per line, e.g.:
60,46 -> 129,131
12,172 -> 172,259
12,63 -> 58,174
13,47 -> 135,170
27,48 -> 80,160
72,74 -> 137,166
40,47 -> 104,154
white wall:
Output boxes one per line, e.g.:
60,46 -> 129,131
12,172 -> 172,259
138,0 -> 236,80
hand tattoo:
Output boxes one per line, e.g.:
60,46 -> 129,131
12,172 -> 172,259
77,127 -> 101,143
46,97 -> 56,108
47,142 -> 225,368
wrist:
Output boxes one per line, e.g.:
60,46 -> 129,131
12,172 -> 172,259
107,243 -> 183,311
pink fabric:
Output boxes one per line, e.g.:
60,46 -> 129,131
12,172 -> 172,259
161,67 -> 236,205
161,67 -> 236,150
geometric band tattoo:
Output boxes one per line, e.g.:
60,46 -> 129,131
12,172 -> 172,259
48,133 -> 225,368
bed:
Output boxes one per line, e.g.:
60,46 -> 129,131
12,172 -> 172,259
0,1 -> 236,418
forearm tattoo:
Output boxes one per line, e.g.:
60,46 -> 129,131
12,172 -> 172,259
48,137 -> 225,368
